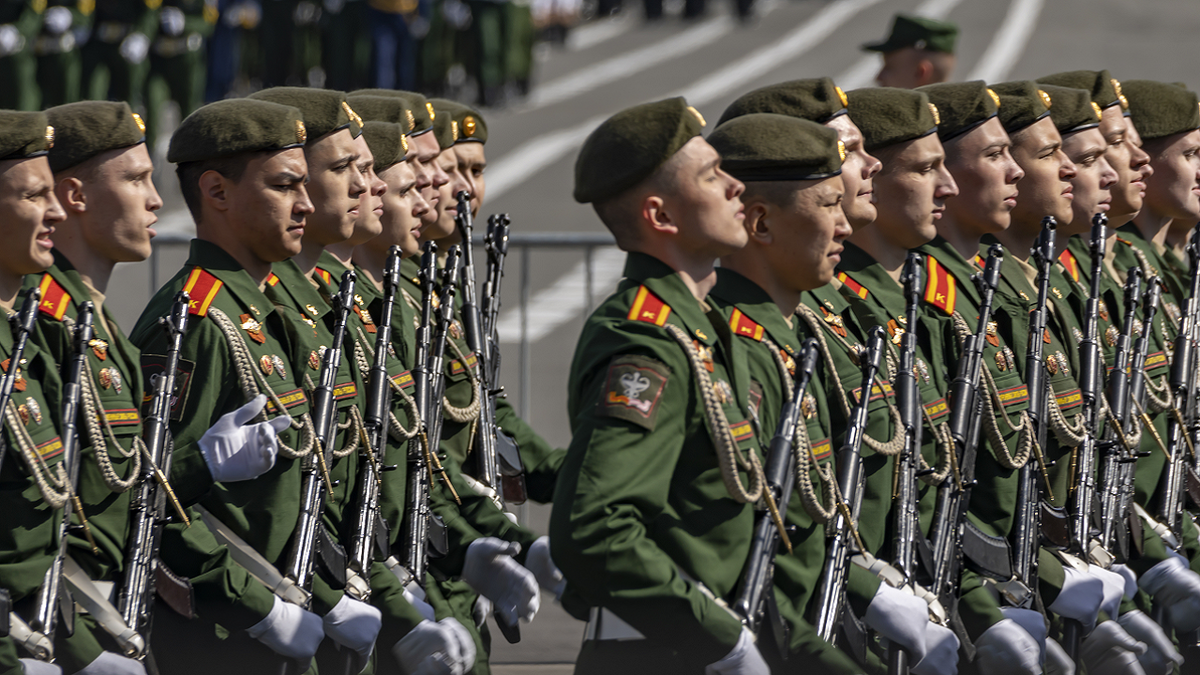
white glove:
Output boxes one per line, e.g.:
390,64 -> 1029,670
1048,564 -> 1104,629
863,583 -> 929,664
44,6 -> 73,34
974,619 -> 1041,675
473,595 -> 492,630
1112,564 -> 1139,600
911,621 -> 959,675
159,6 -> 186,35
1000,607 -> 1047,665
1139,556 -> 1200,632
705,626 -> 769,675
246,596 -> 325,664
524,536 -> 565,598
1080,621 -> 1147,675
119,32 -> 150,64
75,652 -> 147,675
461,538 -> 540,624
0,24 -> 23,55
403,580 -> 437,623
18,660 -> 61,675
323,595 -> 382,662
392,618 -> 477,675
1118,609 -> 1184,675
292,0 -> 318,24
1087,565 -> 1128,620
1045,639 -> 1075,675
198,394 -> 290,482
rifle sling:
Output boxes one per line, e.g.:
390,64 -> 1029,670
155,561 -> 195,619
962,520 -> 1014,580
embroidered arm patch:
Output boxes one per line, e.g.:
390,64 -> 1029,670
597,354 -> 670,431
140,354 -> 197,421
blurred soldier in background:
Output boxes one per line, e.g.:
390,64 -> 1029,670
34,0 -> 90,108
145,0 -> 217,148
863,13 -> 958,89
0,0 -> 38,110
81,0 -> 157,107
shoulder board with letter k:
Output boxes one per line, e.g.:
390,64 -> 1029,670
627,285 -> 671,326
37,274 -> 70,320
729,308 -> 764,341
182,267 -> 224,317
923,255 -> 957,315
1058,249 -> 1080,283
836,271 -> 868,299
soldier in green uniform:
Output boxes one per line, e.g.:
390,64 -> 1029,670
33,0 -> 91,108
80,0 -> 156,108
0,1 -> 39,110
862,14 -> 957,90
0,110 -> 67,675
321,0 -> 369,92
144,0 -> 217,150
551,97 -> 773,674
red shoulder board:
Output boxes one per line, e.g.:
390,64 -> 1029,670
971,254 -> 984,268
37,274 -> 70,320
316,268 -> 333,286
1058,249 -> 1080,283
266,273 -> 280,287
182,267 -> 224,317
627,285 -> 671,326
923,255 -> 957,315
836,272 -> 868,299
729,308 -> 764,341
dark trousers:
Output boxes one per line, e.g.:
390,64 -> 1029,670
368,7 -> 418,91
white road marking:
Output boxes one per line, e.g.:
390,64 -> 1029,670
966,0 -> 1044,83
496,247 -> 627,343
835,0 -> 968,90
567,13 -> 636,51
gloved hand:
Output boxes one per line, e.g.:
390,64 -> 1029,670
1118,609 -> 1184,675
524,536 -> 565,598
1087,565 -> 1128,620
461,538 -> 540,624
76,652 -> 147,675
1111,563 -> 1138,600
473,595 -> 492,630
119,32 -> 149,64
1080,620 -> 1147,675
403,580 -> 437,623
1139,556 -> 1200,632
1000,607 -> 1047,665
18,660 -> 61,675
159,6 -> 186,35
0,24 -> 23,55
863,583 -> 929,664
974,619 -> 1041,675
705,626 -> 769,675
198,394 -> 290,482
1048,564 -> 1104,629
246,596 -> 325,664
911,621 -> 959,675
43,6 -> 72,34
392,618 -> 477,675
1045,639 -> 1075,675
323,594 -> 382,664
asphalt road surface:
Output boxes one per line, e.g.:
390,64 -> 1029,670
103,0 -> 1200,669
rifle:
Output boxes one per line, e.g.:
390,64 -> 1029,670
813,326 -> 886,643
116,291 -> 192,657
928,246 -> 1003,621
278,272 -> 355,675
0,286 -> 41,478
1124,277 -> 1162,558
30,303 -> 98,656
732,338 -> 820,653
481,214 -> 525,504
1162,224 -> 1200,545
1097,269 -> 1142,559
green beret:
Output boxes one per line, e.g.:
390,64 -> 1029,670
346,95 -> 413,132
717,78 -> 849,127
45,101 -> 146,173
428,98 -> 488,144
363,91 -> 437,136
0,111 -> 54,161
1038,85 -> 1101,135
709,113 -> 842,182
863,14 -> 958,54
361,122 -> 408,171
574,97 -> 706,204
918,81 -> 999,142
1036,70 -> 1124,112
846,87 -> 938,152
991,81 -> 1052,133
248,86 -> 362,141
167,99 -> 307,164
1122,80 -> 1200,140
430,100 -> 457,150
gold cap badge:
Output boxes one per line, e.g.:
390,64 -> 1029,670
295,119 -> 307,144
400,133 -> 409,154
341,101 -> 362,128
687,106 -> 706,127
45,125 -> 54,149
837,139 -> 846,162
463,115 -> 476,137
451,120 -> 458,142
1039,89 -> 1052,109
132,112 -> 146,134
404,108 -> 415,132
426,102 -> 436,120
1091,101 -> 1102,119
928,103 -> 940,125
1111,78 -> 1129,110
987,88 -> 1001,108
835,85 -> 849,108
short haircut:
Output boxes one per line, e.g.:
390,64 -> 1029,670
740,180 -> 800,210
176,152 -> 260,221
591,151 -> 687,250
925,50 -> 954,81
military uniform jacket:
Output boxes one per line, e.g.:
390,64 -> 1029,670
550,252 -> 765,667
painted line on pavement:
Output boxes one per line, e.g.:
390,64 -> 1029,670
966,0 -> 1044,82
496,247 -> 627,343
567,13 -> 636,51
835,0 -> 967,90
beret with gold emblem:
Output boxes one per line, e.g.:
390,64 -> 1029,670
346,95 -> 412,130
991,81 -> 1052,134
361,121 -> 408,171
846,87 -> 938,152
349,89 -> 434,135
428,98 -> 488,144
917,81 -> 999,142
248,86 -> 362,141
429,100 -> 457,151
574,96 -> 706,204
167,99 -> 307,164
1038,84 -> 1102,135
45,101 -> 146,173
708,113 -> 843,182
717,78 -> 849,127
1036,70 -> 1124,113
863,14 -> 958,54
0,110 -> 54,161
1122,80 -> 1200,140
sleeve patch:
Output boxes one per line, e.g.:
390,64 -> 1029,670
140,354 -> 197,421
37,275 -> 70,320
597,354 -> 669,430
627,286 -> 671,326
182,268 -> 224,317
729,309 -> 764,341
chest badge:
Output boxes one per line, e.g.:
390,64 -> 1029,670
800,393 -> 817,419
308,350 -> 321,370
89,338 -> 108,360
693,340 -> 714,372
260,355 -> 274,376
98,367 -> 123,393
240,314 -> 266,344
985,321 -> 999,347
820,306 -> 847,338
713,379 -> 733,405
272,355 -> 287,379
2,358 -> 26,392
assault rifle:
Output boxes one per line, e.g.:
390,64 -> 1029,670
1098,269 -> 1143,560
481,214 -> 525,504
1123,276 -> 1162,560
1162,224 -> 1200,545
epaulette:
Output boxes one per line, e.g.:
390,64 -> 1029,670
729,308 -> 764,341
266,273 -> 280,287
1115,237 -> 1133,246
923,255 -> 957,315
1058,249 -> 1081,283
836,272 -> 868,299
182,267 -> 224,317
37,274 -> 70,320
627,285 -> 671,326
315,268 -> 333,286
971,254 -> 984,268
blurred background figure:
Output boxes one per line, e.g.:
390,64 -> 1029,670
144,0 -> 216,148
321,0 -> 369,91
0,0 -> 39,110
34,0 -> 90,108
863,13 -> 957,89
81,0 -> 157,106
369,0 -> 428,91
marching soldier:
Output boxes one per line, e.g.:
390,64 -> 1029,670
0,1 -> 38,110
80,0 -> 157,108
144,0 -> 217,150
33,0 -> 90,108
862,14 -> 958,90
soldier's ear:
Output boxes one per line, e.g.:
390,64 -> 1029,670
744,201 -> 772,243
642,194 -> 678,236
198,169 -> 229,212
56,176 -> 87,214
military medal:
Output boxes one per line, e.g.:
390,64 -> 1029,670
1055,352 -> 1070,376
781,350 -> 796,376
448,320 -> 461,340
713,380 -> 732,404
821,306 -> 847,337
25,398 -> 41,425
354,296 -> 377,333
1042,329 -> 1051,344
800,393 -> 817,419
308,350 -> 321,370
995,351 -> 1009,371
272,355 -> 287,379
1098,300 -> 1109,322
260,355 -> 274,375
17,403 -> 29,425
240,314 -> 265,344
1132,319 -> 1144,337
98,367 -> 122,392
915,358 -> 931,383
1105,325 -> 1119,348
1046,354 -> 1058,375
986,321 -> 999,347
887,319 -> 904,345
693,341 -> 715,372
2,358 -> 26,392
89,338 -> 108,360
1072,327 -> 1084,343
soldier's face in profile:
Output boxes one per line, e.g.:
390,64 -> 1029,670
421,148 -> 468,245
763,176 -> 851,291
1008,117 -> 1076,230
375,160 -> 429,258
414,132 -> 447,224
1142,129 -> 1200,222
0,156 -> 64,276
827,115 -> 881,231
70,143 -> 163,263
663,137 -> 747,258
1099,105 -> 1148,222
1061,128 -> 1117,237
348,134 -> 386,246
943,117 -> 1023,238
871,134 -> 957,249
455,143 -> 487,217
224,148 -> 312,263
302,128 -> 367,246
